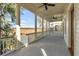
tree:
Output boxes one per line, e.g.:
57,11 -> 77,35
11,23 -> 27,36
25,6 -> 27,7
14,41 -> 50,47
4,3 -> 16,22
0,3 -> 16,38
0,3 -> 4,38
0,4 -> 16,54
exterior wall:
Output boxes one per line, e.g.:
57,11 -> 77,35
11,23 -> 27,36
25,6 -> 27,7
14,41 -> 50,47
64,4 -> 79,55
64,15 -> 68,47
64,4 -> 71,48
67,11 -> 71,48
74,4 -> 79,56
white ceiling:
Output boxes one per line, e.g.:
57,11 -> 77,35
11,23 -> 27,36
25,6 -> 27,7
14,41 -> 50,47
19,3 -> 69,22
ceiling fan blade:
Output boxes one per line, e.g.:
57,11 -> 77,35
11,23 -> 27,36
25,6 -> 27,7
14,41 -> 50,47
39,3 -> 48,10
48,4 -> 55,6
43,3 -> 48,5
39,4 -> 44,8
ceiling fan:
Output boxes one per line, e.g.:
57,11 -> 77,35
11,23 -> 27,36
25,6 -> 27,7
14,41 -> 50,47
39,3 -> 55,10
52,16 -> 62,19
52,16 -> 57,19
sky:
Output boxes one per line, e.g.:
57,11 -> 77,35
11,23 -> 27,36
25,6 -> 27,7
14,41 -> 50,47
20,8 -> 35,28
5,7 -> 44,28
5,7 -> 36,28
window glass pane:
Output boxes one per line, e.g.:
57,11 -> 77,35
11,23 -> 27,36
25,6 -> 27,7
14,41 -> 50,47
20,7 -> 35,34
50,22 -> 53,28
47,21 -> 49,30
37,16 -> 42,32
43,19 -> 47,31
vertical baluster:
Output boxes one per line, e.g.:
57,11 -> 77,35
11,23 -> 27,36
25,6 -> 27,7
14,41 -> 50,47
5,40 -> 7,52
16,39 -> 18,49
2,41 -> 4,54
28,35 -> 29,43
15,37 -> 18,49
27,35 -> 29,47
25,35 -> 28,47
9,40 -> 10,51
10,40 -> 12,51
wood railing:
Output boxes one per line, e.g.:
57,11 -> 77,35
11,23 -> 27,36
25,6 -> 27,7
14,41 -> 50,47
0,31 -> 49,55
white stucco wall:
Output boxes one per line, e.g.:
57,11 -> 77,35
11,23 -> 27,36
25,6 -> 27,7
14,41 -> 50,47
74,4 -> 79,56
63,15 -> 69,47
64,4 -> 79,55
64,4 -> 72,48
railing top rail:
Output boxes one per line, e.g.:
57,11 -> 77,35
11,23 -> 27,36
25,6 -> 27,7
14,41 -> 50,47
21,31 -> 47,36
0,37 -> 13,41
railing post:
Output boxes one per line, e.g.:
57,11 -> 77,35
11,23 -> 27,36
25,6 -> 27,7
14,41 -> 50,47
2,41 -> 4,54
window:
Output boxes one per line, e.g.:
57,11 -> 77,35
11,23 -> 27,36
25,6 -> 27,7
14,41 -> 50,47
43,19 -> 47,31
20,7 -> 35,34
37,16 -> 42,32
47,21 -> 49,30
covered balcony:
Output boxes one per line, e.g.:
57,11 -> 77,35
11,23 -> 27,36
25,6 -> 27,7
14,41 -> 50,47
0,3 -> 73,56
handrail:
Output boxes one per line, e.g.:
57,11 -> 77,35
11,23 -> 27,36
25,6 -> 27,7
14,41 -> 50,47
21,31 -> 47,35
0,37 -> 13,40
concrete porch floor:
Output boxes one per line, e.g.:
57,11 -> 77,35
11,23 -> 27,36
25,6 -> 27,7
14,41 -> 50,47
6,31 -> 70,56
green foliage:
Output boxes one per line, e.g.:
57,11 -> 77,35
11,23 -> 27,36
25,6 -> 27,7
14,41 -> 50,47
4,4 -> 15,16
4,4 -> 16,22
0,19 -> 13,38
0,3 -> 16,22
0,3 -> 15,38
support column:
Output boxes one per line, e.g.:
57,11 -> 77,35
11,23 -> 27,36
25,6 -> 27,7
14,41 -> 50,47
35,14 -> 37,39
49,22 -> 50,28
0,16 -> 2,38
15,4 -> 21,48
42,18 -> 44,34
48,21 -> 50,33
16,4 -> 20,26
45,20 -> 47,35
46,20 -> 48,32
48,22 -> 50,29
49,22 -> 50,34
